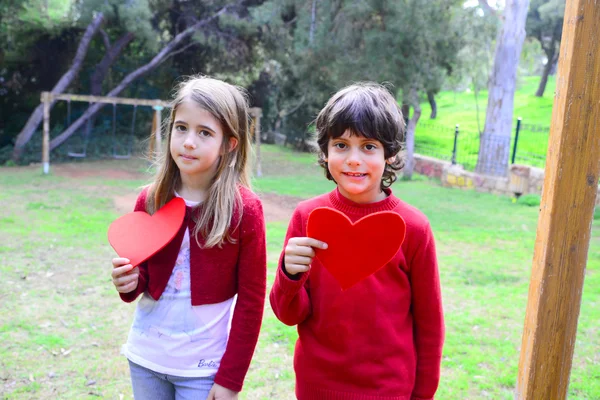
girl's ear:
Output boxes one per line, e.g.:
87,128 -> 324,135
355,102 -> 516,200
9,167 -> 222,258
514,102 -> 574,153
386,155 -> 397,165
228,137 -> 239,153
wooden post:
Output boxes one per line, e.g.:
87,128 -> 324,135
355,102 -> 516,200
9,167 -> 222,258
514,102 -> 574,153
41,92 -> 50,175
250,107 -> 263,177
153,106 -> 163,159
516,2 -> 600,399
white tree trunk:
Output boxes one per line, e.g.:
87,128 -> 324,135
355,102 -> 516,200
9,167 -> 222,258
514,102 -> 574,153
403,88 -> 421,180
476,0 -> 530,176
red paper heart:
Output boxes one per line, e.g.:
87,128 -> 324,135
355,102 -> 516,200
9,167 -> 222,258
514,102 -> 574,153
307,207 -> 406,290
108,197 -> 186,267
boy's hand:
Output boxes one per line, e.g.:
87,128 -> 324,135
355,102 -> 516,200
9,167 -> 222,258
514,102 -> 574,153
207,383 -> 238,400
111,257 -> 139,293
284,237 -> 328,276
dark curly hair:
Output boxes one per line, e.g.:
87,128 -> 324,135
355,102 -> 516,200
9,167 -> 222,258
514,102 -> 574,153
314,82 -> 406,190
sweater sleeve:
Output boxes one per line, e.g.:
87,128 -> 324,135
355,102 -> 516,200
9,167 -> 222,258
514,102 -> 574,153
214,197 -> 267,392
119,188 -> 150,303
269,208 -> 312,326
409,222 -> 445,400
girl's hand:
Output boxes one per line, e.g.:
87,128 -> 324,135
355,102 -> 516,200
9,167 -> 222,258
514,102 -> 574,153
283,237 -> 328,276
111,257 -> 139,293
207,383 -> 238,400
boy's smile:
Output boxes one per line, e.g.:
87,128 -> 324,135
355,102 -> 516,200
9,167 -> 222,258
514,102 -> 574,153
326,130 -> 387,204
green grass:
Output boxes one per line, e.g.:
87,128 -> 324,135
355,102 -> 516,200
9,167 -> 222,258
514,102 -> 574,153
416,75 -> 555,170
1,145 -> 599,399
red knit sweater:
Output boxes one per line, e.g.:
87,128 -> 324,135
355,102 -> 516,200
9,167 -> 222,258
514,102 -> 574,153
269,188 -> 444,400
119,185 -> 267,392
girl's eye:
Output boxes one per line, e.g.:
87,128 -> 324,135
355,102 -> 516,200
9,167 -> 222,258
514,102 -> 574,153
333,142 -> 346,149
175,125 -> 187,132
365,143 -> 377,150
199,130 -> 212,137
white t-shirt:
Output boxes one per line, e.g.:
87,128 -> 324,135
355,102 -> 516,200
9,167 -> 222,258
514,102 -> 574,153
122,195 -> 236,377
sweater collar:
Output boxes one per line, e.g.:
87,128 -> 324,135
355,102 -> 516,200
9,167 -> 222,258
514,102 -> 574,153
328,187 -> 400,218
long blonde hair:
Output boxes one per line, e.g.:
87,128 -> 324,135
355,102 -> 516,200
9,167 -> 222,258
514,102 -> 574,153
147,76 -> 251,248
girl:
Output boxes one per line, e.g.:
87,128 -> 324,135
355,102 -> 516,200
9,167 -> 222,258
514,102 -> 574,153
111,76 -> 267,400
270,83 -> 444,400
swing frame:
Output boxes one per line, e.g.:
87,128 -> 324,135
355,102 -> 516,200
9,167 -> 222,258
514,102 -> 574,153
40,93 -> 262,175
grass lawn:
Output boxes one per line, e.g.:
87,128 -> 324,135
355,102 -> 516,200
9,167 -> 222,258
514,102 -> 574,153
1,144 -> 598,399
415,75 -> 555,170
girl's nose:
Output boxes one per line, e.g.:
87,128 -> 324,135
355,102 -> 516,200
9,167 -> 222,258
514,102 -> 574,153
183,135 -> 196,149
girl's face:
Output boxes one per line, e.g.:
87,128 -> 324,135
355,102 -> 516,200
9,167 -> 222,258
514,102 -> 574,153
169,101 -> 234,190
326,130 -> 387,204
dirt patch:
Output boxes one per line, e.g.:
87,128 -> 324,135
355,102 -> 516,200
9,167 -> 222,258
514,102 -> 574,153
259,192 -> 301,223
52,163 -> 146,180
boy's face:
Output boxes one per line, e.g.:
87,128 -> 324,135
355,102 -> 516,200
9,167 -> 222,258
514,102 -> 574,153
326,130 -> 387,204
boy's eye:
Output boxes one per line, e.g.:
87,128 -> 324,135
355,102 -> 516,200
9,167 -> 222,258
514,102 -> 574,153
333,142 -> 346,149
365,143 -> 377,150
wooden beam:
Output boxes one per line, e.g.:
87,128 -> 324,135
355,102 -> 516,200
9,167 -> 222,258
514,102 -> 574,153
47,93 -> 169,108
153,106 -> 163,159
516,1 -> 600,399
41,92 -> 50,175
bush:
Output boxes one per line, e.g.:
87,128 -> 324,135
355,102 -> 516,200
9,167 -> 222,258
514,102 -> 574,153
516,194 -> 541,207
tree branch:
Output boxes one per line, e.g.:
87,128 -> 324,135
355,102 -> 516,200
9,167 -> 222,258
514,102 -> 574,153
11,12 -> 105,161
100,28 -> 111,49
48,3 -> 239,151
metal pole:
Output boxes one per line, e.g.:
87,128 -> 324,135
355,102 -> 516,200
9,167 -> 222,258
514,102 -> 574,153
451,124 -> 459,165
512,117 -> 522,164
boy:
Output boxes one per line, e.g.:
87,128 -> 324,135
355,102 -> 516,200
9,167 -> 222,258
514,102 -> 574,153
270,83 -> 444,400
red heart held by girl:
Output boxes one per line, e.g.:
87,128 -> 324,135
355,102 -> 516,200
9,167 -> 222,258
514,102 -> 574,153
107,197 -> 186,267
307,207 -> 406,290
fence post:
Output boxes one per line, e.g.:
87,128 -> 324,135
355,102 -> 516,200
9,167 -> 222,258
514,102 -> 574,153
511,117 -> 522,164
451,124 -> 459,165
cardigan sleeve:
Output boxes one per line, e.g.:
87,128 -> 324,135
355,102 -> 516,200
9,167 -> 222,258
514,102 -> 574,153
214,194 -> 267,392
119,187 -> 150,303
269,208 -> 312,326
409,222 -> 445,400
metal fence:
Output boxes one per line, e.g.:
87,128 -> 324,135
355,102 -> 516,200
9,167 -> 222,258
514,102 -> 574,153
414,118 -> 550,172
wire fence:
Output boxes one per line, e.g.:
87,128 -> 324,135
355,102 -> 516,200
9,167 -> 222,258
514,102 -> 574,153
414,118 -> 550,172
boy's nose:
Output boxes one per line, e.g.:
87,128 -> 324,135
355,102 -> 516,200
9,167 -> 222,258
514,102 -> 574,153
346,149 -> 361,165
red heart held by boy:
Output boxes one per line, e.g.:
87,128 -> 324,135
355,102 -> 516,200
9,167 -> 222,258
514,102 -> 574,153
307,207 -> 406,290
107,197 -> 186,267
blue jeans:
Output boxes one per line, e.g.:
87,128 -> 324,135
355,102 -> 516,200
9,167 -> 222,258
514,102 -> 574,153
128,360 -> 214,400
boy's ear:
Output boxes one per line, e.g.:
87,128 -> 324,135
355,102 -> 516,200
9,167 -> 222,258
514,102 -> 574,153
386,155 -> 397,165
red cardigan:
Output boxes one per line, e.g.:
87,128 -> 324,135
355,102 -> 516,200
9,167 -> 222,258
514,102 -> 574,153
270,188 -> 445,400
120,185 -> 267,392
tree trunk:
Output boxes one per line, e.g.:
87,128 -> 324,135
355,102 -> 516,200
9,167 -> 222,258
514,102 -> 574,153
427,90 -> 437,119
11,13 -> 104,161
90,32 -> 135,96
87,32 -> 135,135
475,0 -> 530,176
401,102 -> 410,127
48,5 -> 232,151
535,51 -> 557,97
403,88 -> 421,180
